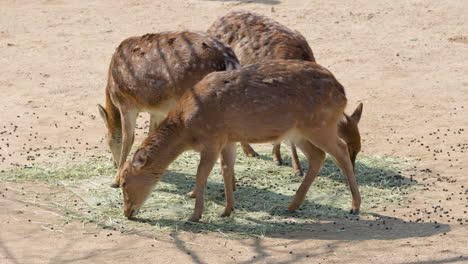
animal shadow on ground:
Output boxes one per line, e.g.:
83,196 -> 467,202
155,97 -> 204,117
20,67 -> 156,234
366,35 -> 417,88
203,0 -> 281,5
131,154 -> 449,240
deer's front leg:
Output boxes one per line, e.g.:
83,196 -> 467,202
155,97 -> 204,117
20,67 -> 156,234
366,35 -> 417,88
220,143 -> 236,217
112,108 -> 138,188
188,149 -> 220,222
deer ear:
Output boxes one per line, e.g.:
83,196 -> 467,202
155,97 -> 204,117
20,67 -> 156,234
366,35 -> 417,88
97,104 -> 109,128
351,103 -> 363,124
132,148 -> 148,170
344,114 -> 352,124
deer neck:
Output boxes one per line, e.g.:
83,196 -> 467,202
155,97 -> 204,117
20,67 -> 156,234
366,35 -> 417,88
143,118 -> 188,174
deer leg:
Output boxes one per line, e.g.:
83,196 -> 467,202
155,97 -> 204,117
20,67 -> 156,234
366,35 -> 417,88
220,143 -> 236,217
240,142 -> 258,157
188,149 -> 220,222
301,126 -> 361,214
111,107 -> 138,188
149,114 -> 160,133
110,132 -> 122,169
288,138 -> 325,212
232,170 -> 236,192
330,139 -> 361,214
290,143 -> 303,176
272,143 -> 283,165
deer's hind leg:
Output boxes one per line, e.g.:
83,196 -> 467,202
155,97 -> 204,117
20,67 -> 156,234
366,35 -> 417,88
272,143 -> 283,165
240,142 -> 258,157
299,125 -> 361,214
290,143 -> 303,176
288,138 -> 325,212
272,143 -> 303,176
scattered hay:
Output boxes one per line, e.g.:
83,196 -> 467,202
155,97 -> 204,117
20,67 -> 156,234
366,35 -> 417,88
0,147 -> 415,238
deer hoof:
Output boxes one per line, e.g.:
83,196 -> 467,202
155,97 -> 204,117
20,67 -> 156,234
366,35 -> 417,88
186,191 -> 196,198
287,204 -> 299,213
188,215 -> 201,222
220,212 -> 231,218
247,152 -> 259,158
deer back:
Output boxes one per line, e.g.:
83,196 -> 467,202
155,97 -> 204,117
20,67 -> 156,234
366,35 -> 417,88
207,11 -> 315,64
171,60 -> 346,144
108,31 -> 240,110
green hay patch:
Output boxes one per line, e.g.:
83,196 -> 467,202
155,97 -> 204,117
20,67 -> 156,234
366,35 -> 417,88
0,148 -> 415,238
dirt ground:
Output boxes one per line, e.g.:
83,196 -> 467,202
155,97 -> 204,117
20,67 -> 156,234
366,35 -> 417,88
0,0 -> 467,263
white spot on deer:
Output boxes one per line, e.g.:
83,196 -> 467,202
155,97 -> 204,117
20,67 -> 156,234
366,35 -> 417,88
200,64 -> 205,70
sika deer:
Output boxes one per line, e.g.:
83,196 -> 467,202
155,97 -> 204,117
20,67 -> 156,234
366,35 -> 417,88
119,60 -> 362,222
97,31 -> 249,187
207,11 -> 316,176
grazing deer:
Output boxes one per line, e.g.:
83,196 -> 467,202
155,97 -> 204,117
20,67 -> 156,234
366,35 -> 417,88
97,31 -> 256,187
119,60 -> 362,222
207,11 -> 317,176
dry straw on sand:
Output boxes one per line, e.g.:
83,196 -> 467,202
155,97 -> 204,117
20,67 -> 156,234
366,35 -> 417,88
1,148 -> 414,238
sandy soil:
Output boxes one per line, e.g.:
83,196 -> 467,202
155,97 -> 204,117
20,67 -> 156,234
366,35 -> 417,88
0,0 -> 467,263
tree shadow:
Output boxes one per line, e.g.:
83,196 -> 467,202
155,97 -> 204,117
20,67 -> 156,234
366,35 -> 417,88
134,213 -> 449,241
203,0 -> 281,5
157,170 -> 351,219
247,152 -> 415,188
126,154 -> 437,239
401,256 -> 468,264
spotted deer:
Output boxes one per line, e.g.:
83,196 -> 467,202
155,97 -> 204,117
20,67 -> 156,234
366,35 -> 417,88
208,11 -> 318,176
119,60 -> 362,222
97,31 -> 257,187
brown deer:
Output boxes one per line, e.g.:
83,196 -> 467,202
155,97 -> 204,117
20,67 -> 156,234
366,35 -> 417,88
118,60 -> 362,222
97,31 -> 257,187
207,11 -> 317,176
